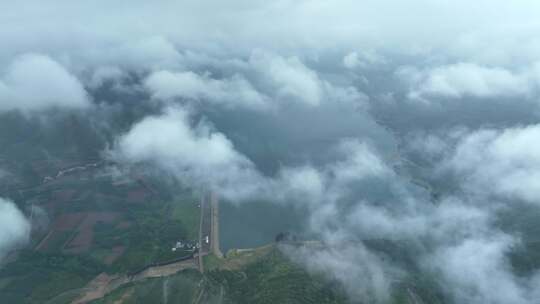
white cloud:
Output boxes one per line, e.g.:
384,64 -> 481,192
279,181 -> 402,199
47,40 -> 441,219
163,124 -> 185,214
426,236 -> 533,304
306,186 -> 540,304
403,128 -> 470,162
3,1 -> 540,67
330,140 -> 390,182
109,106 -> 267,200
283,242 -> 392,303
112,106 -> 249,169
145,70 -> 269,110
0,54 -> 89,112
143,51 -> 368,110
111,111 -> 390,203
277,166 -> 325,204
106,102 -> 540,304
0,198 -> 30,261
10,2 -> 534,301
345,197 -> 490,242
446,125 -> 540,203
400,63 -> 539,101
272,139 -> 392,207
248,51 -> 323,106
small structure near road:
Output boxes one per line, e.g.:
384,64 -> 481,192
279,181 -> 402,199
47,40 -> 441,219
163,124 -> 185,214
171,240 -> 198,252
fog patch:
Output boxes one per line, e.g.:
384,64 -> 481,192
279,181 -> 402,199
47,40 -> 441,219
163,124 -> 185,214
444,124 -> 540,204
398,63 -> 540,102
0,54 -> 89,112
0,198 -> 30,261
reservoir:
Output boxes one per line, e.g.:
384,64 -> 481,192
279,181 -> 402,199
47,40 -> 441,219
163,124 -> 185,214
220,200 -> 308,252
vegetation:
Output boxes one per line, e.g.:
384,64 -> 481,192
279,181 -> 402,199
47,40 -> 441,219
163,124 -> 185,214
109,198 -> 196,273
203,254 -> 222,271
90,270 -> 204,304
207,246 -> 349,304
0,251 -> 103,303
170,197 -> 200,240
0,165 -> 201,303
87,245 -> 351,304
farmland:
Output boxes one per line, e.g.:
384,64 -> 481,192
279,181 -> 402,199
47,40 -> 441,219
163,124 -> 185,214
0,158 -> 202,303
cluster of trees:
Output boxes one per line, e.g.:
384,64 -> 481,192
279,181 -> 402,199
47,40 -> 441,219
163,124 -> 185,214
207,249 -> 348,304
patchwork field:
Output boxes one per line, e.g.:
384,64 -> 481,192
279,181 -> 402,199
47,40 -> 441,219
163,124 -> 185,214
0,161 -> 202,303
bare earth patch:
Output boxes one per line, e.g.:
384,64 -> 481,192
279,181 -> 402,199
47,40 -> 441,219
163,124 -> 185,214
71,259 -> 198,303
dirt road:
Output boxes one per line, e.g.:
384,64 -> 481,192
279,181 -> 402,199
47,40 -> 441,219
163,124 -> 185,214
71,259 -> 198,303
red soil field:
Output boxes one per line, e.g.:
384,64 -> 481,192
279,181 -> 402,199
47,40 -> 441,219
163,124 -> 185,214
64,212 -> 119,254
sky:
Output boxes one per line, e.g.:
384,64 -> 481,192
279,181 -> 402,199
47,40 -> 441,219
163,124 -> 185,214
2,1 -> 540,303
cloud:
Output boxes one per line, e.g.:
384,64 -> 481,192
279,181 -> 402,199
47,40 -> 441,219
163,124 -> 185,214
142,51 -> 369,113
444,124 -> 540,203
144,70 -> 269,110
115,107 -> 244,167
272,139 -> 393,208
283,242 -> 393,303
277,166 -> 325,204
107,108 -> 540,304
400,63 -> 540,102
0,54 -> 89,112
111,106 -> 249,170
110,106 -> 389,203
3,1 -> 540,68
4,2 -> 540,302
344,199 -> 485,242
248,51 -> 323,106
278,134 -> 540,304
108,109 -> 409,303
109,106 -> 267,200
303,181 -> 540,304
330,140 -> 390,182
425,235 -> 535,304
0,198 -> 30,261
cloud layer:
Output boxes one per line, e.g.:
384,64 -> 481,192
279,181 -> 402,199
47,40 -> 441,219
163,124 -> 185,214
3,1 -> 540,303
